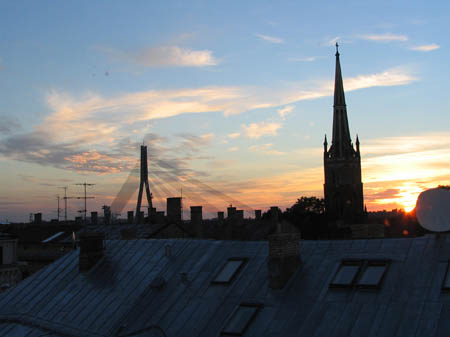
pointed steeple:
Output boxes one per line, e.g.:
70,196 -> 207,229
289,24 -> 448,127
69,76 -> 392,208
330,43 -> 353,158
324,134 -> 328,153
334,43 -> 346,107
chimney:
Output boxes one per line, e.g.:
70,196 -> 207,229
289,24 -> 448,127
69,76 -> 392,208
136,211 -> 144,224
268,227 -> 301,289
191,206 -> 203,238
156,211 -> 165,224
190,206 -> 203,225
79,232 -> 104,272
91,212 -> 98,225
34,213 -> 42,224
127,211 -> 134,224
217,211 -> 224,222
270,207 -> 279,224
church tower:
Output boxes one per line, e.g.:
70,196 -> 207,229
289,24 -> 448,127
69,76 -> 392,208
323,44 -> 364,222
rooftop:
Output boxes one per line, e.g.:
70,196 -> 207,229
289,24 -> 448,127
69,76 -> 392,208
1,235 -> 450,336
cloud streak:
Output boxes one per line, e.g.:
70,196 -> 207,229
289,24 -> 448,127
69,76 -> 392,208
242,122 -> 282,139
248,143 -> 285,155
0,66 -> 416,175
101,45 -> 219,67
278,105 -> 294,119
255,34 -> 284,44
359,33 -> 408,42
410,44 -> 440,52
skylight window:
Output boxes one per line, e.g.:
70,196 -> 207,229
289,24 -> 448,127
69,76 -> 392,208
212,258 -> 247,284
330,259 -> 391,289
357,260 -> 389,289
221,303 -> 262,336
329,260 -> 362,288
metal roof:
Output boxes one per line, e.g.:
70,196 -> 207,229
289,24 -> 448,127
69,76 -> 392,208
1,235 -> 450,336
58,223 -> 157,242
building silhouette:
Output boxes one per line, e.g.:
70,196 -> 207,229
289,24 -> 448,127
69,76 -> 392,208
324,44 -> 364,222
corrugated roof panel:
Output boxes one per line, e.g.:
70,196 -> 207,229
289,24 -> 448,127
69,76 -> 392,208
414,302 -> 442,337
53,240 -> 130,326
312,301 -> 347,337
198,298 -> 240,337
4,236 -> 450,336
119,240 -> 198,335
165,298 -> 202,337
296,301 -> 329,337
350,302 -> 385,337
330,302 -> 363,337
245,305 -> 276,337
82,241 -> 152,333
395,300 -> 425,337
372,301 -> 405,337
99,240 -> 189,335
436,303 -> 450,337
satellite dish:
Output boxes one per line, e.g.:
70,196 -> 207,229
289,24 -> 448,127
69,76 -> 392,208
416,188 -> 450,232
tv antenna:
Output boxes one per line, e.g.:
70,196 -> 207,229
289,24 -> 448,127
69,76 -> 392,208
75,183 -> 95,221
59,186 -> 77,221
416,187 -> 450,233
56,195 -> 62,221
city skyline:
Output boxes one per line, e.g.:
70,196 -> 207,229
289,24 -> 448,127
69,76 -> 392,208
1,1 -> 449,222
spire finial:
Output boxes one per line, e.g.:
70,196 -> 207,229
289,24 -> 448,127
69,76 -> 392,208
335,42 -> 339,55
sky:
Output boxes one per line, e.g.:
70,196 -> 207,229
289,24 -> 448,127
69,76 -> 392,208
0,0 -> 449,222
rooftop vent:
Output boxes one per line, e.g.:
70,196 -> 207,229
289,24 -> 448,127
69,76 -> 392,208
79,232 -> 104,272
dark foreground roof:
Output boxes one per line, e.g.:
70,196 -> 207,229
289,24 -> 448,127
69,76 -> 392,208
1,236 -> 450,336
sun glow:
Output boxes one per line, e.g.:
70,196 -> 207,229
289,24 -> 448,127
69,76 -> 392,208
372,183 -> 424,212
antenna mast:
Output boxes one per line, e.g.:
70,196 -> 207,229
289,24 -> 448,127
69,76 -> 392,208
57,195 -> 61,221
75,182 -> 95,221
59,186 -> 77,222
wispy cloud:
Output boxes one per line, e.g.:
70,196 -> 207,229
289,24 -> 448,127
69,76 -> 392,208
0,66 -> 416,174
101,45 -> 219,67
288,56 -> 319,62
324,36 -> 340,46
278,105 -> 294,119
255,34 -> 284,44
242,121 -> 282,139
0,115 -> 20,134
227,132 -> 241,139
410,43 -> 440,52
359,33 -> 408,42
227,146 -> 239,152
248,143 -> 285,155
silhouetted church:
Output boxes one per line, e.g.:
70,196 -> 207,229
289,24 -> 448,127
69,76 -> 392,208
324,44 -> 364,222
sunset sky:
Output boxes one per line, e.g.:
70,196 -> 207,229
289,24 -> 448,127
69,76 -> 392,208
1,1 -> 449,222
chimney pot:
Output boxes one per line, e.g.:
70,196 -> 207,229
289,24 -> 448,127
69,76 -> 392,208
79,232 -> 104,272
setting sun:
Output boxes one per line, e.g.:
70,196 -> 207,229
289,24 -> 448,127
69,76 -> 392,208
371,183 -> 424,212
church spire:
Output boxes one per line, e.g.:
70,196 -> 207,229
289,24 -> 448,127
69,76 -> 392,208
330,43 -> 352,158
334,43 -> 346,107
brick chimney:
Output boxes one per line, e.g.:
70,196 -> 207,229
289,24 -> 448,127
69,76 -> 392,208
268,226 -> 301,289
79,232 -> 104,272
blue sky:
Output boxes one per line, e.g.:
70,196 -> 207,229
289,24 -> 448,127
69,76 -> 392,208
1,1 -> 449,222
